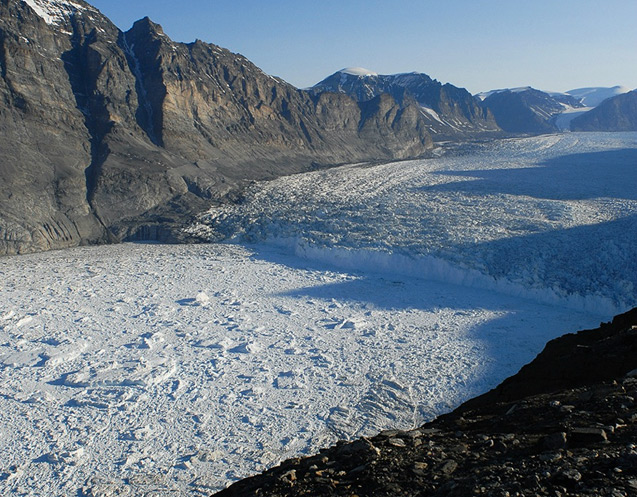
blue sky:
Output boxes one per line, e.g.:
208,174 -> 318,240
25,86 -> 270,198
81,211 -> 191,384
88,0 -> 637,94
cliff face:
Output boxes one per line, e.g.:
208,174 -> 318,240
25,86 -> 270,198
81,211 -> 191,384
0,1 -> 433,255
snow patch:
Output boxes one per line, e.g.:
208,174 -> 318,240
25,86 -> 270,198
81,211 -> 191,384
476,86 -> 534,100
22,0 -> 91,25
420,106 -> 445,124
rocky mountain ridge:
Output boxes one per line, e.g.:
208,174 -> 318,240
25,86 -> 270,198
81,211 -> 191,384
0,0 -> 433,255
571,90 -> 637,132
311,68 -> 500,139
2,1 -> 635,256
214,307 -> 637,497
478,86 -> 636,133
479,87 -> 584,134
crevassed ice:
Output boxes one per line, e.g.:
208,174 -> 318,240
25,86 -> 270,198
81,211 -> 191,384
194,132 -> 637,314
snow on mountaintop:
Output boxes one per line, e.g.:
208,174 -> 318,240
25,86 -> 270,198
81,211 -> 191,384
476,87 -> 534,100
22,0 -> 93,25
477,86 -> 632,108
340,67 -> 378,77
566,86 -> 632,108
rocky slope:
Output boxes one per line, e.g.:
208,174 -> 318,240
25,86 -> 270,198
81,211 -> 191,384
571,90 -> 637,131
0,0 -> 433,255
479,87 -> 584,134
311,68 -> 500,139
214,307 -> 637,497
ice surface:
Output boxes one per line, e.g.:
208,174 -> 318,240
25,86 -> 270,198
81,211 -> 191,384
1,132 -> 634,495
553,106 -> 594,131
0,243 -> 601,495
195,133 -> 637,315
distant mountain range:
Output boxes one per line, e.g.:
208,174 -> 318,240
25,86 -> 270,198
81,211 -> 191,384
477,86 -> 634,133
310,69 -> 636,135
311,68 -> 500,139
1,0 -> 635,255
570,90 -> 637,131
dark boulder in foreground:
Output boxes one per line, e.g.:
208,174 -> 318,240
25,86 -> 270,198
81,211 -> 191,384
214,307 -> 637,496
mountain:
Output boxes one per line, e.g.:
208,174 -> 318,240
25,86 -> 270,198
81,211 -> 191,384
310,68 -> 500,139
215,307 -> 637,496
478,87 -> 584,133
570,90 -> 637,131
0,1 -> 433,256
478,86 -> 635,133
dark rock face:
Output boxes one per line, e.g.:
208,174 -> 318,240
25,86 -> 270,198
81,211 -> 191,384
311,70 -> 500,139
0,2 -> 433,255
571,90 -> 637,131
480,88 -> 584,134
460,307 -> 637,409
214,307 -> 637,497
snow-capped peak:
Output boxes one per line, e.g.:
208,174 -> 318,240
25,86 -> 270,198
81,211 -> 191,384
22,0 -> 92,26
340,67 -> 378,77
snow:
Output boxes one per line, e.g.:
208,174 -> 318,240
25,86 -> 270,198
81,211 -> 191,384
1,132 -> 635,495
22,0 -> 92,26
478,86 -> 632,108
566,86 -> 632,108
420,106 -> 445,124
340,67 -> 378,77
553,106 -> 594,131
475,86 -> 534,100
420,106 -> 462,132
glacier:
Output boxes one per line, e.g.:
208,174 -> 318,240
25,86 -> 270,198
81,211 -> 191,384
0,132 -> 635,495
194,132 -> 637,315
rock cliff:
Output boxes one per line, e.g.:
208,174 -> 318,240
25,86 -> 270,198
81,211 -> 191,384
0,1 -> 433,255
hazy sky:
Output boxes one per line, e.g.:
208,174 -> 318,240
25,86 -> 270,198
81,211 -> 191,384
88,0 -> 637,94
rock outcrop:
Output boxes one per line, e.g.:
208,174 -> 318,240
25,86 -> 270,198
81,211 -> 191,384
311,68 -> 500,140
214,307 -> 637,496
0,1 -> 433,255
571,90 -> 637,131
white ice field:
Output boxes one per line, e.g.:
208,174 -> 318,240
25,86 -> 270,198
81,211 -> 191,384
1,132 -> 636,495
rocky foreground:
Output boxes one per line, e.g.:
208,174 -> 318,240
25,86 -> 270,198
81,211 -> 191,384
215,308 -> 637,497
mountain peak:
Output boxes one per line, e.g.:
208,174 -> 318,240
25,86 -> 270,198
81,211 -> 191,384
130,16 -> 165,35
